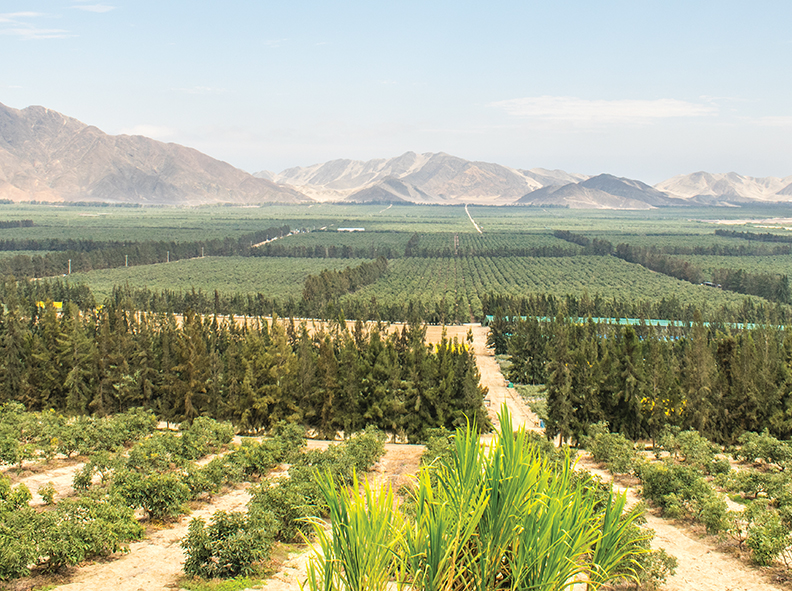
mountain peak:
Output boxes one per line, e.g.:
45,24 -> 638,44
0,102 -> 310,205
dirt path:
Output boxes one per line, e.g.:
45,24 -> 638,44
11,461 -> 85,505
54,486 -> 253,591
577,454 -> 787,591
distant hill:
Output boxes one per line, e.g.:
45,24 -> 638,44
345,177 -> 438,203
0,102 -> 309,204
259,152 -> 587,204
518,173 -> 684,209
655,171 -> 792,204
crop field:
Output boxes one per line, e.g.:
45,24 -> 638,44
0,202 -> 789,322
65,256 -> 368,301
682,254 -> 792,277
265,230 -> 413,254
344,256 -> 756,320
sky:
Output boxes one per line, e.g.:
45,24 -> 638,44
2,1 -> 791,183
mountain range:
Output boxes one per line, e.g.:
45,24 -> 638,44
2,101 -> 791,209
0,102 -> 306,205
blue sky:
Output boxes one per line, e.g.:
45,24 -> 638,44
2,1 -> 791,182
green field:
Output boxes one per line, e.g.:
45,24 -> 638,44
0,202 -> 789,322
343,255 -> 756,320
64,256 -> 369,301
681,255 -> 792,277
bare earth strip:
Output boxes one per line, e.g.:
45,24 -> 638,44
577,455 -> 787,591
55,487 -> 254,591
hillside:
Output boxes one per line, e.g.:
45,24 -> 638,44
518,173 -> 684,209
656,171 -> 792,204
259,152 -> 585,204
0,102 -> 309,205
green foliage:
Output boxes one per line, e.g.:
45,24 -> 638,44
38,482 -> 56,505
112,470 -> 190,520
0,489 -> 142,579
179,417 -> 234,460
638,461 -> 728,532
745,509 -> 791,565
304,405 -> 652,591
584,422 -> 638,475
734,429 -> 792,467
181,510 -> 274,579
179,576 -> 264,591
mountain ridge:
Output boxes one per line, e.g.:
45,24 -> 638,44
0,102 -> 309,205
3,102 -> 792,208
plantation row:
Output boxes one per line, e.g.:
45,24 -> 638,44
0,303 -> 489,442
0,225 -> 291,279
340,256 -> 759,323
0,404 -> 388,582
585,426 -> 792,571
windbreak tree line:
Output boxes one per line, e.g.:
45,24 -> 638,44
483,290 -> 792,326
501,313 -> 792,446
0,302 -> 489,442
553,229 -> 792,304
0,225 -> 291,279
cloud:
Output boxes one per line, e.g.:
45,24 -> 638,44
0,27 -> 72,39
263,38 -> 287,48
0,11 -> 73,39
490,96 -> 717,125
0,12 -> 46,22
72,4 -> 115,13
120,124 -> 177,139
173,86 -> 229,95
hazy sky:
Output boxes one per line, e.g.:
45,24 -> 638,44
2,1 -> 791,182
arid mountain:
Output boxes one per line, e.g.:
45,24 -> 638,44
655,171 -> 792,204
0,102 -> 309,204
345,177 -> 438,203
259,152 -> 584,204
518,173 -> 684,209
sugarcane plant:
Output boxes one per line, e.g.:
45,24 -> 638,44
302,404 -> 650,591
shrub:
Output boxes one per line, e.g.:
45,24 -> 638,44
340,426 -> 387,474
638,461 -> 726,527
745,507 -> 790,566
248,480 -> 316,543
584,422 -> 637,475
180,417 -> 234,460
38,482 -> 56,505
735,430 -> 792,468
181,511 -> 274,579
113,470 -> 189,520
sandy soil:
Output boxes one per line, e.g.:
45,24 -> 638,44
577,454 -> 788,591
54,486 -> 254,591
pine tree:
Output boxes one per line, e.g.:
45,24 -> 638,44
681,314 -> 717,437
544,315 -> 574,444
57,305 -> 98,415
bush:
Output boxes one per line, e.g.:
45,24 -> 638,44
180,417 -> 234,460
735,430 -> 792,468
248,480 -> 316,543
584,422 -> 637,475
38,497 -> 144,571
113,470 -> 190,520
38,482 -> 56,505
745,507 -> 791,566
181,511 -> 274,579
638,461 -> 726,528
